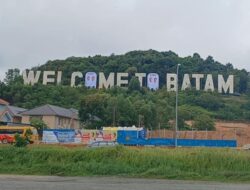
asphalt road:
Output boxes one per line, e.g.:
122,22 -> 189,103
0,175 -> 249,190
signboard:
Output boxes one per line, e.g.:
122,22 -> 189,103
42,129 -> 117,144
42,129 -> 75,143
22,70 -> 235,94
147,73 -> 159,90
85,72 -> 97,88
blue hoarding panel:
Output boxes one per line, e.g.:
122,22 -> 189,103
117,130 -> 237,147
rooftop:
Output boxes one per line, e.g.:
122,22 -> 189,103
0,99 -> 9,105
21,104 -> 78,119
7,105 -> 27,117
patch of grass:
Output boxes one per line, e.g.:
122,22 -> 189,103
0,145 -> 250,182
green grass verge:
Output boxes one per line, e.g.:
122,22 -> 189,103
0,145 -> 250,182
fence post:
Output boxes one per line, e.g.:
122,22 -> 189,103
234,128 -> 237,140
206,128 -> 208,139
137,128 -> 139,146
158,123 -> 161,138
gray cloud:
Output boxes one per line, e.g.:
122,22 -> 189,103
0,0 -> 250,80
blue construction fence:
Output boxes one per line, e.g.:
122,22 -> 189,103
117,130 -> 237,148
42,129 -> 237,147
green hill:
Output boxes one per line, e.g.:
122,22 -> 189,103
0,50 -> 250,129
36,50 -> 248,92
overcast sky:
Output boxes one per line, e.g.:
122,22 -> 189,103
0,0 -> 250,80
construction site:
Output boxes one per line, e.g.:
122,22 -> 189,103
148,121 -> 250,147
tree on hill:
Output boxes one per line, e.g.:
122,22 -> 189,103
193,114 -> 215,131
128,77 -> 141,92
79,93 -> 109,128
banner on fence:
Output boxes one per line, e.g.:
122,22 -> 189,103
42,129 -> 118,144
42,129 -> 75,143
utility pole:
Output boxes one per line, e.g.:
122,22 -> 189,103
113,106 -> 116,126
175,64 -> 180,147
138,115 -> 141,128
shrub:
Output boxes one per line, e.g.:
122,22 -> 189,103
14,134 -> 28,147
195,93 -> 223,111
193,114 -> 215,131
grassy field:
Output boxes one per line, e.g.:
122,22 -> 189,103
0,145 -> 250,182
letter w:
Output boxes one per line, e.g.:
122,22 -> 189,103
22,70 -> 41,85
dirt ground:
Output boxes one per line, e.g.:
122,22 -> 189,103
149,121 -> 250,147
215,121 -> 250,147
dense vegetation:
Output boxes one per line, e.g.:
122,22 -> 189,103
0,145 -> 250,182
35,50 -> 249,93
0,50 -> 250,129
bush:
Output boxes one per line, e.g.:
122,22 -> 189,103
194,93 -> 223,111
179,105 -> 213,120
216,105 -> 243,120
193,114 -> 215,131
14,134 -> 28,147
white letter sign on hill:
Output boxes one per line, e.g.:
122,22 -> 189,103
43,71 -> 55,85
147,73 -> 159,90
167,73 -> 177,91
57,71 -> 62,85
99,72 -> 114,89
135,73 -> 146,87
22,70 -> 41,85
117,73 -> 129,87
71,72 -> 83,87
22,70 -> 235,94
192,74 -> 204,90
204,74 -> 215,92
218,75 -> 234,94
85,72 -> 97,88
181,74 -> 191,90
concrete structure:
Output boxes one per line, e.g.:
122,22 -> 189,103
0,99 -> 26,123
21,104 -> 80,129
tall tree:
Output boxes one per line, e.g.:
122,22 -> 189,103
128,77 -> 141,92
4,68 -> 20,85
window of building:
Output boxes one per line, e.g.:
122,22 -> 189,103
29,116 -> 42,122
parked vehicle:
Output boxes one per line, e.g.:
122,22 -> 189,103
0,125 -> 39,144
0,134 -> 14,144
88,141 -> 118,148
